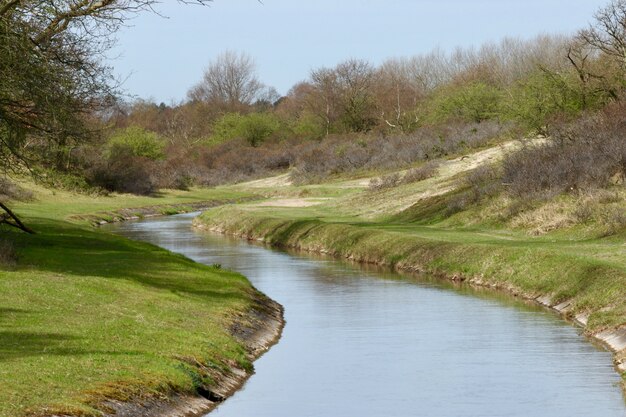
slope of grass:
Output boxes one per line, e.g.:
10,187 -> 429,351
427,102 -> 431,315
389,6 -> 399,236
196,206 -> 626,331
0,185 -> 262,417
193,140 -> 626,391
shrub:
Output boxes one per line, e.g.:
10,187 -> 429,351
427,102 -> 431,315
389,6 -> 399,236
106,126 -> 165,160
465,165 -> 501,201
503,70 -> 586,133
0,177 -> 33,201
291,121 -> 505,184
402,161 -> 440,184
502,115 -> 626,198
210,112 -> 284,147
600,206 -> 626,236
87,148 -> 157,195
368,173 -> 401,191
426,82 -> 503,124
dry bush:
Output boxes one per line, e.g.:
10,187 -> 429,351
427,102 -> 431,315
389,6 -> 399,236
0,178 -> 33,202
445,193 -> 472,216
87,152 -> 158,195
198,138 -> 299,186
368,173 -> 401,191
0,239 -> 17,269
503,110 -> 626,198
402,161 -> 440,184
600,206 -> 626,236
509,200 -> 576,235
291,121 -> 505,184
465,165 -> 502,201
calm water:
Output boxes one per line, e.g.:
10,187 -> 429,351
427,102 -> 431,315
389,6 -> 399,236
108,213 -> 626,417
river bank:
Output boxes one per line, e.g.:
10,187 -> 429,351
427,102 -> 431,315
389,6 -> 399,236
193,208 -> 626,395
100,293 -> 284,417
0,186 -> 282,417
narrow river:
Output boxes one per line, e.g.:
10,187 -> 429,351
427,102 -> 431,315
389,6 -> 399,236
108,213 -> 626,417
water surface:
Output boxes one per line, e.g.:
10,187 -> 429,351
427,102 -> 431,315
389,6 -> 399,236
108,213 -> 626,417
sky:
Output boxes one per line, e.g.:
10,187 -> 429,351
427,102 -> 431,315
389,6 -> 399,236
111,0 -> 610,104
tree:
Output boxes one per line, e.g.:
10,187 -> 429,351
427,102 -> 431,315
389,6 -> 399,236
309,68 -> 341,136
427,82 -> 502,124
335,59 -> 378,132
579,0 -> 626,72
376,58 -> 424,132
307,59 -> 377,135
188,51 -> 264,112
0,0 -> 209,231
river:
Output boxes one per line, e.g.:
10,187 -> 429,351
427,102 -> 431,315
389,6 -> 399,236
108,212 -> 626,417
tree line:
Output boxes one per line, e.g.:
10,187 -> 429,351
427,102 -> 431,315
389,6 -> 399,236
1,0 -> 625,201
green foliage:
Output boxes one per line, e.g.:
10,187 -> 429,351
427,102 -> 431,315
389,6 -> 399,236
503,70 -> 585,132
426,82 -> 503,124
106,127 -> 165,160
291,113 -> 326,140
210,112 -> 284,147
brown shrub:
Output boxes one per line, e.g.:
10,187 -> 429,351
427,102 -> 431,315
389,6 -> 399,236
600,206 -> 626,236
368,173 -> 401,191
0,178 -> 33,202
503,111 -> 626,198
87,149 -> 158,195
292,121 -> 505,184
402,161 -> 440,184
465,165 -> 502,201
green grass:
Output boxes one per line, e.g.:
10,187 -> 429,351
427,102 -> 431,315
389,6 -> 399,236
12,181 -> 254,222
0,185 -> 262,417
197,206 -> 626,333
193,148 -> 626,335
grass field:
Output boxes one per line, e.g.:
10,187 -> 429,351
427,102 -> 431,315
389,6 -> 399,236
0,186 -> 260,417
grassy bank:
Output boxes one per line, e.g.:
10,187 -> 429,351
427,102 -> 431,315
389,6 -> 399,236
0,185 -> 274,417
195,208 -> 626,331
192,142 -> 626,392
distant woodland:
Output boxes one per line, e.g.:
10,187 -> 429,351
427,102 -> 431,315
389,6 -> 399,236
1,0 -> 625,199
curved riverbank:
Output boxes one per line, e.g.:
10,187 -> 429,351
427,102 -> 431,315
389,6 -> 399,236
193,209 -> 626,395
100,293 -> 284,417
90,203 -> 284,417
0,191 -> 283,417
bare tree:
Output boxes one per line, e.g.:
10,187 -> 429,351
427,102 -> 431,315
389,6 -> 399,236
309,67 -> 341,136
335,59 -> 378,132
188,51 -> 264,112
377,58 -> 423,131
579,0 -> 626,71
0,0 -> 210,232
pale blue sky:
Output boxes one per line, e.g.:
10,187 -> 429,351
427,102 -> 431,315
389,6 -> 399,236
112,0 -> 609,103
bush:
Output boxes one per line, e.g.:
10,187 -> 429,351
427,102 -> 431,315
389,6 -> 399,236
600,206 -> 626,236
426,82 -> 503,124
106,126 -> 165,160
465,165 -> 501,201
368,173 -> 401,191
402,161 -> 440,184
87,147 -> 157,195
503,70 -> 586,133
291,121 -> 505,184
502,115 -> 626,198
0,177 -> 33,201
210,112 -> 285,147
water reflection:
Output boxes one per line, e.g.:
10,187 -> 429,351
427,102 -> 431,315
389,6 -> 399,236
107,213 -> 626,417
